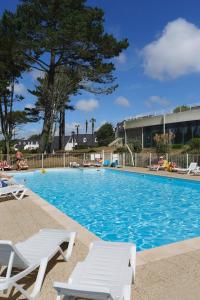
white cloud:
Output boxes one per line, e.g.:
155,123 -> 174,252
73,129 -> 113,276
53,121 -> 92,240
115,52 -> 127,64
145,96 -> 170,108
142,18 -> 200,80
115,96 -> 130,107
14,83 -> 27,96
30,69 -> 45,81
25,103 -> 35,109
76,98 -> 99,112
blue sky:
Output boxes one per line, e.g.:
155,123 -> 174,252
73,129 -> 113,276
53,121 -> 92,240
2,0 -> 200,137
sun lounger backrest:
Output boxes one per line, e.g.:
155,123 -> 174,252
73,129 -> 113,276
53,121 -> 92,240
0,241 -> 29,269
189,162 -> 197,170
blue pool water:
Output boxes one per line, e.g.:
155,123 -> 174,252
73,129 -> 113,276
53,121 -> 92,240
13,168 -> 200,251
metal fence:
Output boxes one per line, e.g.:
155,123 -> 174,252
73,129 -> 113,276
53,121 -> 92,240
122,153 -> 200,168
1,151 -> 200,169
5,153 -> 91,169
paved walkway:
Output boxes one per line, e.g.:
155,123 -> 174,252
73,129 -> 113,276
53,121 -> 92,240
0,181 -> 200,299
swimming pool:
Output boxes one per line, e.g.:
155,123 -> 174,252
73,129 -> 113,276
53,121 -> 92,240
13,168 -> 200,251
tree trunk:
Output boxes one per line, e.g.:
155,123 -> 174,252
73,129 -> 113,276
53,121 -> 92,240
40,51 -> 56,153
4,138 -> 10,159
59,107 -> 65,150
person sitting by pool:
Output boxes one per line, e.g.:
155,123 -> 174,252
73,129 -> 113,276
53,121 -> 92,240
17,159 -> 29,171
167,161 -> 177,172
0,160 -> 12,171
149,156 -> 167,171
83,161 -> 91,167
0,172 -> 12,180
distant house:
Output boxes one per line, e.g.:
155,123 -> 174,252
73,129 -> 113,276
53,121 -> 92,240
14,133 -> 98,152
14,136 -> 40,151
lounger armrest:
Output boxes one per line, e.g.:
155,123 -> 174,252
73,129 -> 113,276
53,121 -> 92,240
0,240 -> 12,245
54,282 -> 112,299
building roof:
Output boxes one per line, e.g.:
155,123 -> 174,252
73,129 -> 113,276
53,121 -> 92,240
14,133 -> 98,151
122,105 -> 200,130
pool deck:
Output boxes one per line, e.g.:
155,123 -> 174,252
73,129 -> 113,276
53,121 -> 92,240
1,167 -> 200,299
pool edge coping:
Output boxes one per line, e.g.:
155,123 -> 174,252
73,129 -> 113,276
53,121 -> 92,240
27,189 -> 100,247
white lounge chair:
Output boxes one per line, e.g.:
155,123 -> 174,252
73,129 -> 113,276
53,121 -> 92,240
148,164 -> 164,171
54,241 -> 136,300
192,166 -> 200,175
0,184 -> 27,200
0,228 -> 76,300
173,162 -> 198,174
69,162 -> 80,168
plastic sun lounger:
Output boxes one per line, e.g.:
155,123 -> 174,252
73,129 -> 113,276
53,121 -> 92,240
0,184 -> 27,200
193,167 -> 200,175
54,241 -> 136,300
148,165 -> 165,171
173,162 -> 198,174
0,228 -> 76,300
103,160 -> 110,167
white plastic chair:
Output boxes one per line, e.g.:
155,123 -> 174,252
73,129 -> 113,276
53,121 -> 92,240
54,241 -> 136,300
0,228 -> 76,299
0,184 -> 27,200
173,162 -> 198,174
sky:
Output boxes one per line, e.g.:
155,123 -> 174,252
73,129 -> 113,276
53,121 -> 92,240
1,0 -> 200,137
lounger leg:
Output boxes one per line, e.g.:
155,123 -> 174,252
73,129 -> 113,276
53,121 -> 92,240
29,257 -> 48,299
12,189 -> 27,200
65,232 -> 76,261
13,282 -> 34,300
130,246 -> 136,283
58,246 -> 67,261
123,285 -> 131,300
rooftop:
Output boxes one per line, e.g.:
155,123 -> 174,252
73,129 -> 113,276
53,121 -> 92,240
124,103 -> 200,122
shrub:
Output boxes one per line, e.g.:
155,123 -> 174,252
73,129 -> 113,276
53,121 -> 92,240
154,133 -> 174,155
96,123 -> 114,146
173,105 -> 190,113
128,139 -> 142,153
114,146 -> 128,153
188,138 -> 200,153
74,145 -> 88,150
171,144 -> 183,149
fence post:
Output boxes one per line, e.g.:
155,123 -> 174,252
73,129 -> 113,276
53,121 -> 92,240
63,153 -> 65,168
135,153 -> 137,167
83,153 -> 86,162
166,153 -> 169,161
186,153 -> 189,168
42,153 -> 44,169
102,150 -> 105,164
149,153 -> 152,166
122,153 -> 125,167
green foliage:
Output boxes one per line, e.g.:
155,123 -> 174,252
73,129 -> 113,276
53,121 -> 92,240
114,146 -> 128,154
171,144 -> 183,149
188,138 -> 200,153
14,0 -> 129,152
128,139 -> 142,153
74,145 -> 88,150
0,11 -> 30,154
88,149 -> 96,153
154,133 -> 175,155
173,105 -> 190,113
0,0 -> 129,153
96,123 -> 115,146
